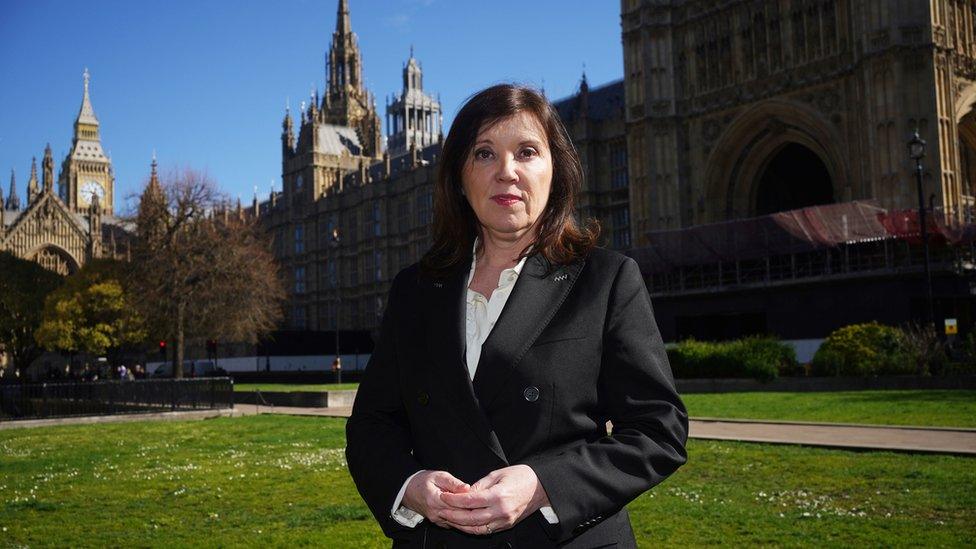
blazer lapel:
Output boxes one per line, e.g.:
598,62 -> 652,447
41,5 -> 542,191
472,254 -> 584,410
421,259 -> 508,464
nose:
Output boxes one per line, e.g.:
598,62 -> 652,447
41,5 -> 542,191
496,153 -> 518,182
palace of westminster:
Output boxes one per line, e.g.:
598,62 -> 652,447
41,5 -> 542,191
6,0 -> 976,341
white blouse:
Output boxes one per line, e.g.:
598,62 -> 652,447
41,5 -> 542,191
463,245 -> 528,380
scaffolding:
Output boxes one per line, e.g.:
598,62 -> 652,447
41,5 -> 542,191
628,201 -> 976,296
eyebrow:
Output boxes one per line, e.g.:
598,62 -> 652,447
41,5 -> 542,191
473,138 -> 544,147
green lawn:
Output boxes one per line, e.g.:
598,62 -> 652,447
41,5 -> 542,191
682,390 -> 976,428
1,415 -> 973,547
233,383 -> 360,392
232,385 -> 976,429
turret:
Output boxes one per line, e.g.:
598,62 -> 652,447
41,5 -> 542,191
282,102 -> 295,158
6,169 -> 20,210
27,157 -> 39,203
42,144 -> 54,193
578,70 -> 590,118
88,193 -> 103,258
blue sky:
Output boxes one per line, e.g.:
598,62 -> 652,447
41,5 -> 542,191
0,0 -> 623,213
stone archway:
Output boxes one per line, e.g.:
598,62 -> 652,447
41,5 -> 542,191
958,110 -> 976,203
754,143 -> 834,215
703,98 -> 847,221
29,245 -> 79,276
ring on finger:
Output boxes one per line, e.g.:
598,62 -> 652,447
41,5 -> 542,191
485,523 -> 493,535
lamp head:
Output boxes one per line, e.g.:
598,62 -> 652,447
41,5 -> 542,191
908,129 -> 926,160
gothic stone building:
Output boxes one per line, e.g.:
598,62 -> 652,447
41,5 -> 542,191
620,0 -> 976,341
622,0 -> 976,241
261,0 -> 631,333
1,71 -> 127,275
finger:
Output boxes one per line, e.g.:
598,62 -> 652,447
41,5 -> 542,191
440,490 -> 491,509
438,506 -> 494,527
470,471 -> 502,492
431,472 -> 470,494
443,522 -> 483,536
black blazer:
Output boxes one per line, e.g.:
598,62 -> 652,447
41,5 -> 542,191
346,247 -> 688,548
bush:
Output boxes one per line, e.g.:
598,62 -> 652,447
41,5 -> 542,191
811,322 -> 913,376
945,332 -> 976,375
667,336 -> 795,382
901,322 -> 947,376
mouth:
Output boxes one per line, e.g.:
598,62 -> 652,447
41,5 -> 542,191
490,194 -> 522,206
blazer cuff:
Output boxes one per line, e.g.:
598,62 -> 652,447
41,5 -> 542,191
391,470 -> 426,527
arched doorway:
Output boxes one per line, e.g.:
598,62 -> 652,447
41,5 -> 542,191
703,99 -> 848,224
754,143 -> 834,215
958,109 -> 976,218
29,245 -> 79,276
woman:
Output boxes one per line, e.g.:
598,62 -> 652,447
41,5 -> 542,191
346,84 -> 688,548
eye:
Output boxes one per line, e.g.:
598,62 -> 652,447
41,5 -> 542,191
473,148 -> 494,161
518,147 -> 539,159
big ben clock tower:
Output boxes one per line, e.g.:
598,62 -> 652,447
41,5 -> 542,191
60,69 -> 114,215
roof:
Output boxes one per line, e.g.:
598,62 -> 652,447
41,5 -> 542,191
363,142 -> 441,184
315,124 -> 362,156
71,139 -> 108,161
77,70 -> 99,126
553,78 -> 625,122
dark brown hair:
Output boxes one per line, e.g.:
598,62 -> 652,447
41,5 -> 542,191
421,84 -> 599,276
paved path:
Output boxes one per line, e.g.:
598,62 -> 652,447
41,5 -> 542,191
6,404 -> 974,456
689,418 -> 976,455
237,404 -> 976,456
0,407 -> 241,430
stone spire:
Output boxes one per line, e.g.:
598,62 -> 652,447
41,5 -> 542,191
27,157 -> 39,203
77,68 -> 99,127
282,101 -> 295,158
578,70 -> 589,118
336,0 -> 350,37
404,47 -> 422,91
149,150 -> 160,188
6,169 -> 20,210
138,154 -> 168,245
42,144 -> 54,193
326,0 -> 363,101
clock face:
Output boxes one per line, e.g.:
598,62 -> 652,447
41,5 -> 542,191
81,180 -> 105,206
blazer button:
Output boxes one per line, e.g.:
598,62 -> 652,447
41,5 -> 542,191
523,386 -> 540,402
417,391 -> 429,406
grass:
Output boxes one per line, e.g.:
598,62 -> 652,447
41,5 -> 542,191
682,390 -> 976,428
233,383 -> 360,392
1,415 -> 974,547
231,385 -> 976,429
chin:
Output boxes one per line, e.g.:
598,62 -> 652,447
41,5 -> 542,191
482,217 -> 534,237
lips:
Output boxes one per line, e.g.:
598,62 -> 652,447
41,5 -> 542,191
490,194 -> 522,206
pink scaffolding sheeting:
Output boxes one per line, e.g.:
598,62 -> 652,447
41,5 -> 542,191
632,201 -> 972,273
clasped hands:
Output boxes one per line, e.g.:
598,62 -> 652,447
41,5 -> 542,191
402,464 -> 550,536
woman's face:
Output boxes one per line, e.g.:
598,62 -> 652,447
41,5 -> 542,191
461,111 -> 553,242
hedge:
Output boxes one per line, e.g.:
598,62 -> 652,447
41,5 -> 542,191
666,336 -> 795,382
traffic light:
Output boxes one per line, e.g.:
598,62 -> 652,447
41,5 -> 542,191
158,340 -> 167,358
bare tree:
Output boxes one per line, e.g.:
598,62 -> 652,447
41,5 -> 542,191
131,166 -> 284,378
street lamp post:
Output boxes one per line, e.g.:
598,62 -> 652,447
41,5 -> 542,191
330,227 -> 342,384
908,129 -> 935,326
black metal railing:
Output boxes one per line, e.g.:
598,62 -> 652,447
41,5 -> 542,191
0,378 -> 235,421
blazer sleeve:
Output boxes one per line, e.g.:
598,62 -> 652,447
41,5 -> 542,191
345,271 -> 424,538
521,257 -> 689,543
